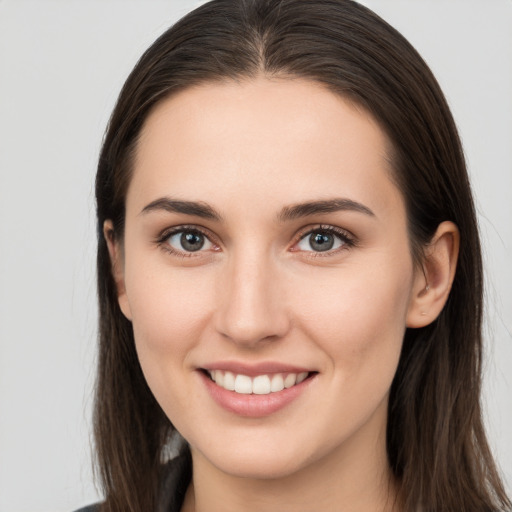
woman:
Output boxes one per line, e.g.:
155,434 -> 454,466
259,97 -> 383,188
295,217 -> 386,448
80,0 -> 511,510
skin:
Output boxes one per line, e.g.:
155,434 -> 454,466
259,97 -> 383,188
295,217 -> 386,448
106,77 -> 459,512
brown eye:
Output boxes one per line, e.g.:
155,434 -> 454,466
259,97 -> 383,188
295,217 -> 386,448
166,229 -> 213,253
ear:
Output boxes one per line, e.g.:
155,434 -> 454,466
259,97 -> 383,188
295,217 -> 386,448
406,221 -> 459,328
103,220 -> 132,321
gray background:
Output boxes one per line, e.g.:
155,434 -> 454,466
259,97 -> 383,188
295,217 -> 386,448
0,1 -> 510,510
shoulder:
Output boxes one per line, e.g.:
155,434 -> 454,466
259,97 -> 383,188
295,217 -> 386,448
73,449 -> 192,512
158,448 -> 193,512
73,506 -> 101,512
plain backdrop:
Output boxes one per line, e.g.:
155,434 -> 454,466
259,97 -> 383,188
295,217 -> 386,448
0,1 -> 510,510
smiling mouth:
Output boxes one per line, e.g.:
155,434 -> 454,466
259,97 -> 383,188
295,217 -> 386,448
204,369 -> 314,395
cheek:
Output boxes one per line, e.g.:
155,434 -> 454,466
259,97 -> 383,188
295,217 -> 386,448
294,255 -> 413,379
124,263 -> 220,428
124,255 -> 216,372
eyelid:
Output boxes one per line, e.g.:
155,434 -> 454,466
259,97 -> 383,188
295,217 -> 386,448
154,223 -> 356,258
155,224 -> 220,256
290,224 -> 356,255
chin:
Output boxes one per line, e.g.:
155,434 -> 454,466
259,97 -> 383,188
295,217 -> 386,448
213,452 -> 307,480
189,431 -> 324,481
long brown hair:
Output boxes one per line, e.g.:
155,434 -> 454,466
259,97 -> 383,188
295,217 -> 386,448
93,1 -> 511,510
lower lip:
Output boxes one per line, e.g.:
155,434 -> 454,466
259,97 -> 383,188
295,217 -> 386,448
199,371 -> 315,418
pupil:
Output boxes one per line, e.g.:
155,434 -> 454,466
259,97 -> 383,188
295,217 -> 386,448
181,232 -> 204,252
310,232 -> 333,252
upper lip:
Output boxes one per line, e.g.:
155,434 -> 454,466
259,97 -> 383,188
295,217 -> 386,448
200,361 -> 314,377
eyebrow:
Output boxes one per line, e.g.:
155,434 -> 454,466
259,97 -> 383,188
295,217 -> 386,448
140,197 -> 375,222
140,198 -> 222,221
278,198 -> 375,222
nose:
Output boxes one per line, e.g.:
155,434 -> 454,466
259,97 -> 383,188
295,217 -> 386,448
214,250 -> 291,348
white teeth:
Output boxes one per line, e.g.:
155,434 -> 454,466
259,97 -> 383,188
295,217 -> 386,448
223,371 -> 235,391
284,373 -> 296,388
215,370 -> 224,387
253,375 -> 271,395
208,370 -> 310,395
270,374 -> 285,392
296,371 -> 308,384
234,374 -> 252,394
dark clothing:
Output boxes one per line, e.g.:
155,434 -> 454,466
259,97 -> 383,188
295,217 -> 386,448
157,449 -> 192,512
74,449 -> 192,512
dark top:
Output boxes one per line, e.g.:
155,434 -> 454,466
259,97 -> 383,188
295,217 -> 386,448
74,449 -> 192,512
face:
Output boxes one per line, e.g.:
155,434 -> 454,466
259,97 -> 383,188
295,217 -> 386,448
112,78 -> 423,480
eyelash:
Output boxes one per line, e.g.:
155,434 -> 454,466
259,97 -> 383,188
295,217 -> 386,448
293,224 -> 356,257
155,224 -> 356,258
155,225 -> 218,258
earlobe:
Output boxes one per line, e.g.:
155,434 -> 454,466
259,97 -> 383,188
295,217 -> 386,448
103,220 -> 132,321
406,221 -> 460,328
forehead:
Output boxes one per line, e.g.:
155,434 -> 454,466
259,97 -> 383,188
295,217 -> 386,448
128,77 -> 403,220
